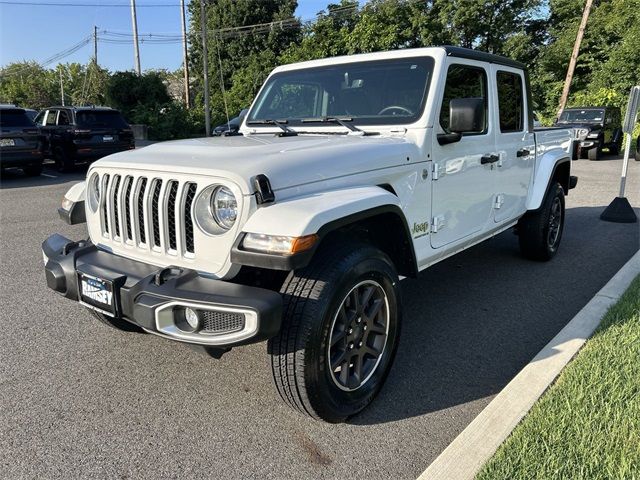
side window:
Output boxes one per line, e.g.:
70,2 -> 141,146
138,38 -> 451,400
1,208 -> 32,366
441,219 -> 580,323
58,110 -> 70,126
34,111 -> 45,125
439,64 -> 488,133
496,71 -> 524,132
45,110 -> 57,126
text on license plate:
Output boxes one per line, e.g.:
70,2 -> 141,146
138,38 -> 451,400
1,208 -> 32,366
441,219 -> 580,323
103,135 -> 114,142
81,276 -> 113,306
0,138 -> 16,147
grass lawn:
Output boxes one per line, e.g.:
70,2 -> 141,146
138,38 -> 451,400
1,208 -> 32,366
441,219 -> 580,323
477,274 -> 640,480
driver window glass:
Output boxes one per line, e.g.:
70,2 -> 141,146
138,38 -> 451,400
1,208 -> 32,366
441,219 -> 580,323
439,64 -> 488,133
45,110 -> 57,126
57,110 -> 70,126
34,111 -> 45,125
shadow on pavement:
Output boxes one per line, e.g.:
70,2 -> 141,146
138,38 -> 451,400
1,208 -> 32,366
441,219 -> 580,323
351,205 -> 639,425
0,162 -> 87,189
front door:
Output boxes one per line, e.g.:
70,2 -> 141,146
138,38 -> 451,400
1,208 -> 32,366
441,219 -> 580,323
491,66 -> 535,223
430,61 -> 497,249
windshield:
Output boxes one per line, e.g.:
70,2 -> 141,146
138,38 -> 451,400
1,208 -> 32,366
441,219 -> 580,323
248,57 -> 434,127
558,109 -> 604,124
0,109 -> 35,128
76,111 -> 129,129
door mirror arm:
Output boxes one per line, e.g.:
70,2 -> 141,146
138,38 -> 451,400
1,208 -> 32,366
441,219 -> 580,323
437,132 -> 463,145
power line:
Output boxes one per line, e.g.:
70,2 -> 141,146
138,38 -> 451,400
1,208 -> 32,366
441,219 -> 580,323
0,1 -> 183,6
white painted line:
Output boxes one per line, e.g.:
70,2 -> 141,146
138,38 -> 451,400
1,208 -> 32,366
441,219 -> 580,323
418,249 -> 640,480
41,173 -> 57,178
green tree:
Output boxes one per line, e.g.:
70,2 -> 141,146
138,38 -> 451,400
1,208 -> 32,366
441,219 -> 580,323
0,62 -> 58,109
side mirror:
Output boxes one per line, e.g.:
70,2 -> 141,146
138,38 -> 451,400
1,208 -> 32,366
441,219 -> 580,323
438,97 -> 485,145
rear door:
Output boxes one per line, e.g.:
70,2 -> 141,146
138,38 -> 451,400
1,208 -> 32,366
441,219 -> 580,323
430,61 -> 497,248
491,66 -> 535,224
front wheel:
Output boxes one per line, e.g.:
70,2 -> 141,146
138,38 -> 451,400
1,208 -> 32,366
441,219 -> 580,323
268,242 -> 401,423
518,182 -> 565,261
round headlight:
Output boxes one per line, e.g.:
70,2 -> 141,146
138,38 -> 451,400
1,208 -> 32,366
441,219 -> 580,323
211,186 -> 237,230
88,173 -> 101,212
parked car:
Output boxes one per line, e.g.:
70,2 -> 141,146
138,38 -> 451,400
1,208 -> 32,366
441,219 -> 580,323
34,106 -> 134,172
0,105 -> 44,176
44,46 -> 577,423
212,109 -> 249,136
636,135 -> 640,161
555,106 -> 622,160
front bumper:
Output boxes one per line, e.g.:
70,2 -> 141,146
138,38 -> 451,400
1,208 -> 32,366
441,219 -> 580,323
42,234 -> 282,347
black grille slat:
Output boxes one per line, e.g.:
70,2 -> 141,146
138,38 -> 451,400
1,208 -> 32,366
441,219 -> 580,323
167,181 -> 179,251
124,177 -> 133,241
112,175 -> 121,238
137,178 -> 147,244
102,174 -> 110,234
151,180 -> 163,247
201,311 -> 245,334
184,183 -> 197,254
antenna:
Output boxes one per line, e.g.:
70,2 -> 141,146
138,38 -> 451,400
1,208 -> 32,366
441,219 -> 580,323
214,32 -> 230,131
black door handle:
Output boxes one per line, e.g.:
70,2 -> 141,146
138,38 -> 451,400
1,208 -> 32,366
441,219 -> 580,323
516,148 -> 530,157
481,154 -> 499,164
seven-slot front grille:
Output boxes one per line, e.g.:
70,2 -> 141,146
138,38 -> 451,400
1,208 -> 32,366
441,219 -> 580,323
99,174 -> 197,256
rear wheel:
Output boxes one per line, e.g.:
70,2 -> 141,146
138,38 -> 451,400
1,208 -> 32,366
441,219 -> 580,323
88,309 -> 145,333
518,182 -> 565,261
268,241 -> 401,422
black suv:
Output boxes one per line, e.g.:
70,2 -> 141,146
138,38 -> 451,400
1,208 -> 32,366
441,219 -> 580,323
556,106 -> 623,160
34,106 -> 134,171
0,106 -> 44,176
212,108 -> 248,136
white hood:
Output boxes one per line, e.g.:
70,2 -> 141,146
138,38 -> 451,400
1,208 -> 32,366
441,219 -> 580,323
93,134 -> 419,194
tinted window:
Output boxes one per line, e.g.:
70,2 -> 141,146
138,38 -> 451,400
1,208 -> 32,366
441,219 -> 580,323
58,110 -> 70,126
249,57 -> 434,126
76,111 -> 129,129
439,64 -> 488,133
0,109 -> 35,127
558,109 -> 604,123
497,71 -> 524,132
34,111 -> 45,125
45,110 -> 57,126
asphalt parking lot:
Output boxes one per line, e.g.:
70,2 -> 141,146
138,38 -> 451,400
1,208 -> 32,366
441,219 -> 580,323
1,156 -> 638,480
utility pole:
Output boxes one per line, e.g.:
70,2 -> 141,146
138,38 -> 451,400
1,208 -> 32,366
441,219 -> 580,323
557,0 -> 594,117
93,25 -> 98,65
130,0 -> 142,74
59,68 -> 65,106
180,0 -> 191,108
200,0 -> 211,135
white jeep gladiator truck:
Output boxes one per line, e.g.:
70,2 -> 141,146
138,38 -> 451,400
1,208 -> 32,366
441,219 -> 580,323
43,46 -> 577,423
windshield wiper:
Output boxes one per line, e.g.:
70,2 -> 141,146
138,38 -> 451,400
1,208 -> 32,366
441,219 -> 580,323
245,119 -> 297,136
301,116 -> 364,134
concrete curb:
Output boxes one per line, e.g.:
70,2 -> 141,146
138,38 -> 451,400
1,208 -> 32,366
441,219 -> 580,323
418,249 -> 640,480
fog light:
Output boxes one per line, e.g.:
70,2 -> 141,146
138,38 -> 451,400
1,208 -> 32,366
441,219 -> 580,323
185,307 -> 200,330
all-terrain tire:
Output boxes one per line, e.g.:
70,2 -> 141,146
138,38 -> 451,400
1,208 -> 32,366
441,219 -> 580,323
518,182 -> 565,261
88,309 -> 145,333
268,241 -> 401,423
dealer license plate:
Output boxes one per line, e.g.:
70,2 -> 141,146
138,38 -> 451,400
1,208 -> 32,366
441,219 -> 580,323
78,273 -> 117,315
